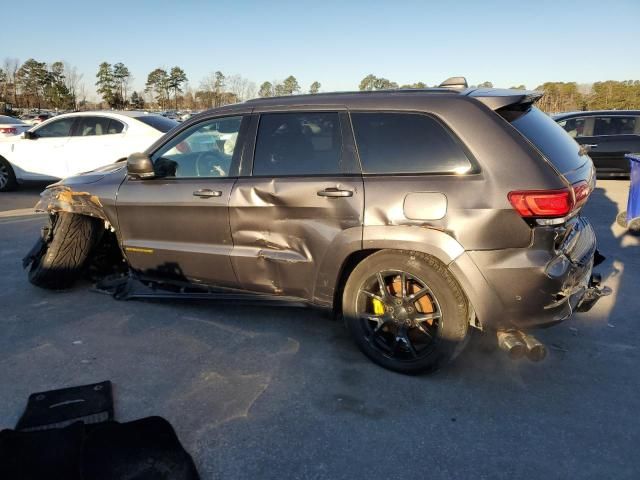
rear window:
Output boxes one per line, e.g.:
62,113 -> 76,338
506,106 -> 589,173
0,115 -> 25,124
593,116 -> 638,136
136,115 -> 179,133
351,112 -> 473,175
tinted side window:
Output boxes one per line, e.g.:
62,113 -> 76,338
107,119 -> 125,134
34,118 -> 75,138
75,116 -> 111,136
152,116 -> 243,178
253,112 -> 343,176
351,113 -> 472,174
509,107 -> 589,174
558,117 -> 588,138
594,116 -> 637,136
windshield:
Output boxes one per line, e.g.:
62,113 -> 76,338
136,115 -> 179,133
504,106 -> 590,173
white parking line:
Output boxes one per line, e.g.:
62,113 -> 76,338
0,208 -> 42,219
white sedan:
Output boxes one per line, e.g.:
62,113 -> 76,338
0,111 -> 178,192
0,115 -> 31,137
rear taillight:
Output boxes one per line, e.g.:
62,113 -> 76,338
508,189 -> 573,218
509,180 -> 592,220
572,180 -> 590,209
0,127 -> 17,135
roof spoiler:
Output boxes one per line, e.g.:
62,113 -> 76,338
438,76 -> 468,89
466,88 -> 544,110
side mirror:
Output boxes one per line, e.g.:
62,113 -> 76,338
22,131 -> 37,140
127,152 -> 155,179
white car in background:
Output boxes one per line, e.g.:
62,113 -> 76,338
0,115 -> 31,137
0,111 -> 178,191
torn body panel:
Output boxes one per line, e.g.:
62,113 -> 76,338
34,165 -> 126,229
35,187 -> 107,222
466,216 -> 597,330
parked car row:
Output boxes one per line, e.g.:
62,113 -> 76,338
0,115 -> 31,138
554,110 -> 640,177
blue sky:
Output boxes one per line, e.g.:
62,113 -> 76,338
3,0 -> 639,97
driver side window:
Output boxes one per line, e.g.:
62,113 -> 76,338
151,116 -> 244,178
35,118 -> 75,138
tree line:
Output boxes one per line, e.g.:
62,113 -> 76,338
2,58 -> 640,114
0,58 -> 84,110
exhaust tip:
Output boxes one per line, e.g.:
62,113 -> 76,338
497,331 -> 527,360
520,332 -> 547,362
508,343 -> 527,360
526,344 -> 547,362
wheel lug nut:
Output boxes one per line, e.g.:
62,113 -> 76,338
395,299 -> 402,305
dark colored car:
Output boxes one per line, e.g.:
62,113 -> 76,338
554,110 -> 640,177
24,81 -> 608,374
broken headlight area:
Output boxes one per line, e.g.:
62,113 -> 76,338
35,186 -> 108,221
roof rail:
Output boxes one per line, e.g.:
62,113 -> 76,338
438,77 -> 468,89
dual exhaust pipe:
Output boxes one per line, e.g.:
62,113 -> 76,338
497,330 -> 547,362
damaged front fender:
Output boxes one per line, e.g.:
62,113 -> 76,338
35,186 -> 109,222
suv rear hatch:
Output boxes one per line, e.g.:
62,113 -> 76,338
472,89 -> 601,307
470,89 -> 596,223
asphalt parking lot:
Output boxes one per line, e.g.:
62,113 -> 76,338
1,180 -> 639,479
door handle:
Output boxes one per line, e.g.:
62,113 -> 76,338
317,188 -> 354,198
193,189 -> 222,198
584,143 -> 598,149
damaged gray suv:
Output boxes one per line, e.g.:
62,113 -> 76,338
24,79 -> 609,374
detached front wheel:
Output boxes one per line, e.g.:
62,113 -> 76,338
28,212 -> 102,289
343,250 -> 469,374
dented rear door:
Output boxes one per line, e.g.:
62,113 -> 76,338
229,110 -> 363,300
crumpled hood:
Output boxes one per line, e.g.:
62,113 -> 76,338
52,161 -> 127,187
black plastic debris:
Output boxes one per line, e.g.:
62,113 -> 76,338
16,381 -> 113,432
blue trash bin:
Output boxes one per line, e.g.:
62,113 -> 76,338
622,153 -> 640,230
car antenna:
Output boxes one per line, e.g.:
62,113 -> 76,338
438,77 -> 468,89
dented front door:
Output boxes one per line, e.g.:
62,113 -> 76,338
229,111 -> 364,300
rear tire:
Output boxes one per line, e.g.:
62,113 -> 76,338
0,157 -> 17,192
28,213 -> 102,289
342,250 -> 469,374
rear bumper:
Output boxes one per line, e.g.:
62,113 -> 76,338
451,216 -> 601,330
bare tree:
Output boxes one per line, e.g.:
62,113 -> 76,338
227,74 -> 257,102
63,62 -> 83,110
3,58 -> 20,107
77,82 -> 87,110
